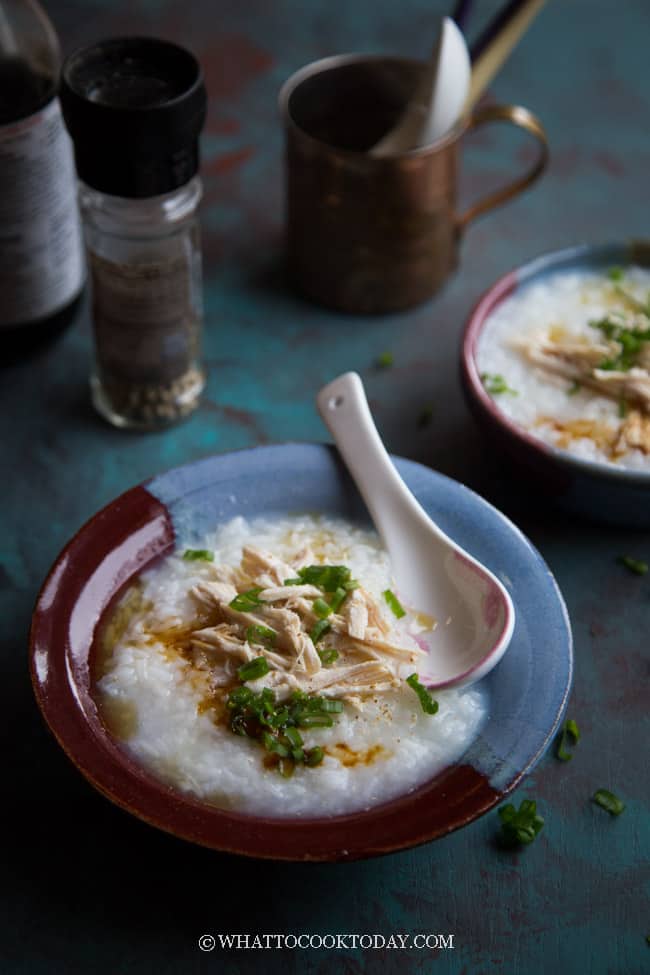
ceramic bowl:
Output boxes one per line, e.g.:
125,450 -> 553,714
461,241 -> 650,526
30,444 -> 572,861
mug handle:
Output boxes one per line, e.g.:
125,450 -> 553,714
457,104 -> 549,231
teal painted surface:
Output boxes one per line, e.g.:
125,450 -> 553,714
2,0 -> 649,972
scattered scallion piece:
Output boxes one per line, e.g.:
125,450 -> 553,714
608,266 -> 624,282
567,380 -> 581,396
481,372 -> 518,396
296,564 -> 353,592
418,405 -> 434,428
328,586 -> 348,614
318,647 -> 339,667
406,673 -> 439,715
245,623 -> 277,647
262,731 -> 289,757
182,548 -> 214,561
284,726 -> 303,749
238,656 -> 271,682
617,555 -> 648,575
498,799 -> 544,847
309,619 -> 331,643
305,746 -> 324,767
229,587 -> 264,611
555,718 -> 580,761
383,588 -> 406,619
376,351 -> 394,368
618,399 -> 628,418
592,789 -> 625,816
313,597 -> 332,619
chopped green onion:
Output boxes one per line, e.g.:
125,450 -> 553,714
618,399 -> 628,418
305,746 -> 324,767
297,564 -> 352,592
555,718 -> 580,761
481,372 -> 518,396
498,799 -> 544,846
313,597 -> 332,619
229,587 -> 264,611
261,731 -> 289,757
592,789 -> 625,816
284,726 -> 303,748
226,686 -> 342,773
296,712 -> 334,728
309,619 -> 331,643
608,266 -> 624,282
417,405 -> 434,428
376,351 -> 394,368
406,673 -> 439,715
383,589 -> 406,619
590,316 -> 650,372
318,647 -> 339,667
318,699 -> 344,713
567,381 -> 581,396
245,623 -> 276,646
238,656 -> 270,682
182,548 -> 214,561
617,555 -> 648,575
328,587 -> 348,614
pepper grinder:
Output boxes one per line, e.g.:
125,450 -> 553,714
60,37 -> 207,429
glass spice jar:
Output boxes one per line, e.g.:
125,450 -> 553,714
60,37 -> 207,429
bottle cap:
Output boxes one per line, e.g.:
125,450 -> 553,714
60,37 -> 206,198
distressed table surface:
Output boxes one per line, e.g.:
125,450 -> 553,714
2,1 -> 649,973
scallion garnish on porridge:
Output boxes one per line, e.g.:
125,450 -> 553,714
406,673 -> 439,715
183,548 -> 214,561
383,588 -> 406,619
477,265 -> 650,468
95,514 -> 487,817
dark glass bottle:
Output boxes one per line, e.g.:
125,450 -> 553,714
0,0 -> 84,362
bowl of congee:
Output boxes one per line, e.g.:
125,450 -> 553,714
30,444 -> 572,860
462,242 -> 650,525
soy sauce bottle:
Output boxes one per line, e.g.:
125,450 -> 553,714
0,0 -> 84,361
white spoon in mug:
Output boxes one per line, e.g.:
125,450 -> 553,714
316,372 -> 515,689
370,16 -> 471,157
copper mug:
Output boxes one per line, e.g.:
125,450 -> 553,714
280,55 -> 548,314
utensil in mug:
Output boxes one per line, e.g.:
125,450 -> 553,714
279,55 -> 548,314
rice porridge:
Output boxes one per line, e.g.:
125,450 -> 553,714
96,513 -> 486,817
476,266 -> 650,470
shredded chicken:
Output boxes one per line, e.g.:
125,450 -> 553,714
515,333 -> 650,412
614,409 -> 650,456
185,545 -> 424,699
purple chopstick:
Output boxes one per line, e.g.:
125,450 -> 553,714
450,0 -> 474,31
470,0 -> 531,61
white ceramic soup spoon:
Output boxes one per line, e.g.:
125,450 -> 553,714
370,16 -> 471,157
316,372 -> 515,689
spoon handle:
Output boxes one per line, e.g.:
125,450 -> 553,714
316,372 -> 443,546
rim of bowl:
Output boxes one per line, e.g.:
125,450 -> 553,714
461,240 -> 650,486
29,442 -> 570,861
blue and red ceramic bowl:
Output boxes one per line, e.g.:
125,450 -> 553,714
29,444 -> 572,860
462,241 -> 650,527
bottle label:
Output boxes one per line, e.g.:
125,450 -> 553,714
90,244 -> 202,384
0,98 -> 84,327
